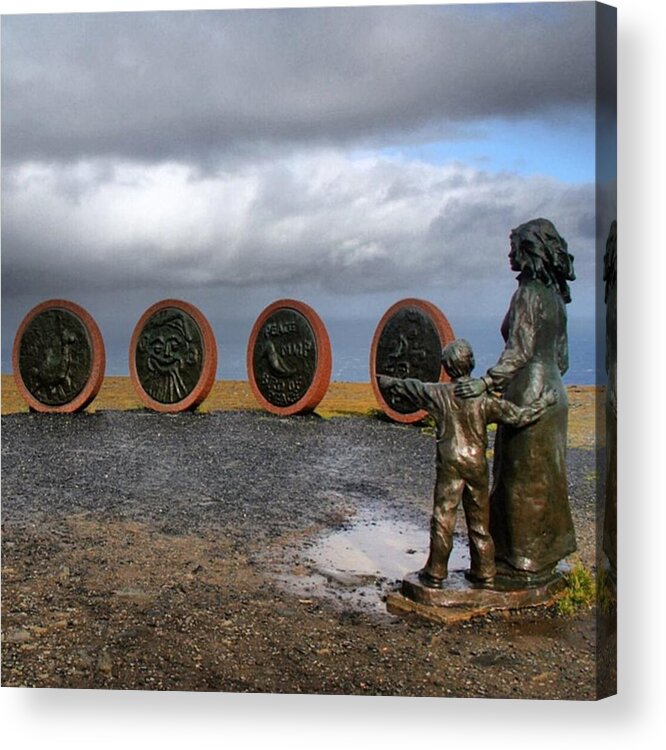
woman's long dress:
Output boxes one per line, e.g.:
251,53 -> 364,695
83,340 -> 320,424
603,272 -> 617,574
487,277 -> 577,574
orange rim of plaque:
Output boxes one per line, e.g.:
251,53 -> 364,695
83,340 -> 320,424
369,298 -> 455,424
246,299 -> 332,416
128,299 -> 218,413
12,299 -> 106,413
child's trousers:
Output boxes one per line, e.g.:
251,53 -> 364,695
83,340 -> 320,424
424,469 -> 496,582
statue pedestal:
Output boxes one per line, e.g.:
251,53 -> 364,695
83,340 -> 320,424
386,570 -> 566,625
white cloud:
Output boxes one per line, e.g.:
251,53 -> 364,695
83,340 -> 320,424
2,150 -> 595,297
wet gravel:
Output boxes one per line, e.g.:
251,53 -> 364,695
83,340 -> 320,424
1,410 -> 610,698
2,411 -> 437,540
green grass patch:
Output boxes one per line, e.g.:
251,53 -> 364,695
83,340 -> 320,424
420,415 -> 436,437
557,559 -> 596,616
596,565 -> 616,614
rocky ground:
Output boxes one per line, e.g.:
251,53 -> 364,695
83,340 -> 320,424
1,409 -> 614,698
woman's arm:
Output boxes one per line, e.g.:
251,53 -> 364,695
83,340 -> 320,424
557,326 -> 569,376
486,388 -> 557,428
485,284 -> 538,391
455,284 -> 539,399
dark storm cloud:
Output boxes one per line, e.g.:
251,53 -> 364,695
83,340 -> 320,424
2,4 -> 595,164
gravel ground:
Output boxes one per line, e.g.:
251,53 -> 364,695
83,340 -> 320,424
1,410 -> 614,698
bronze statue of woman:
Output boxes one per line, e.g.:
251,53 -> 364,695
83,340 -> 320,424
603,221 -> 617,580
455,218 -> 577,585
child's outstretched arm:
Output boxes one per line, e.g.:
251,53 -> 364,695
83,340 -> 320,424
487,388 -> 558,428
376,375 -> 437,413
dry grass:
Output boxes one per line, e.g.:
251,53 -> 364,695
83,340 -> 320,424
1,375 -> 602,448
566,384 -> 605,450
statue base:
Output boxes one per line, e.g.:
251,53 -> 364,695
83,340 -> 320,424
386,570 -> 566,625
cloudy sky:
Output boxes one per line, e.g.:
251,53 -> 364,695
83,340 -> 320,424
1,3 -> 613,380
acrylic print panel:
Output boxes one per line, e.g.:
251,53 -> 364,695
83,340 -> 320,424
1,2 -> 616,700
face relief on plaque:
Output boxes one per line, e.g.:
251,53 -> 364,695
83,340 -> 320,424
129,300 -> 217,412
136,308 -> 204,404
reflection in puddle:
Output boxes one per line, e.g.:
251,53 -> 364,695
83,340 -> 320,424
276,508 -> 470,619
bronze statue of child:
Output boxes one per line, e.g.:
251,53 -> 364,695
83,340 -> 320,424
377,338 -> 557,588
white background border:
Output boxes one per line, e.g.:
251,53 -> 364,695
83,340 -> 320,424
1,0 -> 663,747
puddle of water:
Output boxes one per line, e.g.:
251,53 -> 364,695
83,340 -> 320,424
275,508 -> 470,619
308,511 -> 469,581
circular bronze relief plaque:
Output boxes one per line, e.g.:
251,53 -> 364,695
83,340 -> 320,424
129,300 -> 217,412
370,298 -> 455,423
12,299 -> 106,413
247,299 -> 331,415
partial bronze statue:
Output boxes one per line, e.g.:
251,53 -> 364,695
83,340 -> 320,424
455,218 -> 577,585
603,221 -> 617,579
378,338 -> 557,588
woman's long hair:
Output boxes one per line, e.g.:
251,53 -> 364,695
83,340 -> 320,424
511,218 -> 576,303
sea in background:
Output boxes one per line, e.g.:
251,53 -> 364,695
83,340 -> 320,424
2,315 -> 602,386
